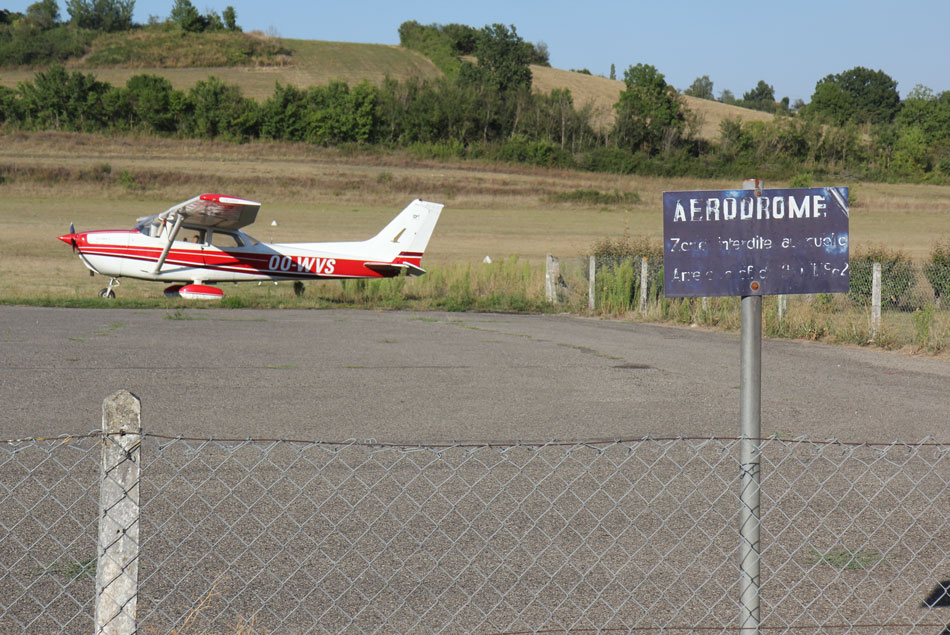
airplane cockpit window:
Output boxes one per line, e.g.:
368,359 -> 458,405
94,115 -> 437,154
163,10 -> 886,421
178,228 -> 206,244
241,232 -> 261,245
210,231 -> 243,248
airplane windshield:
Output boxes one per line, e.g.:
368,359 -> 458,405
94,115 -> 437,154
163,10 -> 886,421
134,218 -> 163,237
241,232 -> 261,245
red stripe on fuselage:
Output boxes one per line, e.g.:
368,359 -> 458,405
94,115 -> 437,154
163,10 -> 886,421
394,251 -> 423,268
76,241 -> 407,279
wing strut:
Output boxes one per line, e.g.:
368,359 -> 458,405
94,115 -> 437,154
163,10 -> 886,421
152,213 -> 185,274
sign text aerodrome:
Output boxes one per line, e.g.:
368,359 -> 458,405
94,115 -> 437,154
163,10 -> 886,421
662,187 -> 850,297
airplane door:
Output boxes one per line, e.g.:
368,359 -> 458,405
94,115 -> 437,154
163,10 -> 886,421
204,230 -> 247,279
173,228 -> 209,272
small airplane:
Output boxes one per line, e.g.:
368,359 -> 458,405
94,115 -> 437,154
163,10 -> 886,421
58,194 -> 443,299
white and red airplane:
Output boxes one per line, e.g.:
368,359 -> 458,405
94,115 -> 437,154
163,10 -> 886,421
58,194 -> 443,299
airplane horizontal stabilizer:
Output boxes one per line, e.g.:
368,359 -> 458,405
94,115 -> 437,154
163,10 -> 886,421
364,262 -> 427,277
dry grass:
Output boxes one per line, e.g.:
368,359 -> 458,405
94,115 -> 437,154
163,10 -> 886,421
530,66 -> 774,138
141,582 -> 258,635
77,30 -> 292,69
1,131 -> 949,301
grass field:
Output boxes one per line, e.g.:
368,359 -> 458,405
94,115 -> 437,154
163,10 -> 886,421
2,130 -> 950,295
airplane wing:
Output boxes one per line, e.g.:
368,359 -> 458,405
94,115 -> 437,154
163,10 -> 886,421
154,194 -> 261,230
143,194 -> 260,274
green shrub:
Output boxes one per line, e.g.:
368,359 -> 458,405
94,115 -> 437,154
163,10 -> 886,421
923,240 -> 950,306
17,65 -> 113,132
848,245 -> 915,310
578,147 -> 639,174
184,76 -> 260,141
126,74 -> 184,133
788,171 -> 813,188
0,85 -> 19,124
303,81 -> 377,145
0,24 -> 93,67
397,20 -> 463,78
591,234 -> 663,263
407,140 -> 466,160
118,169 -> 140,190
496,135 -> 573,168
259,82 -> 308,142
548,189 -> 640,206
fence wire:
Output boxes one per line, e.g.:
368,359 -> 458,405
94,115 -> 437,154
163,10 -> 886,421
1,434 -> 948,633
561,257 -> 950,314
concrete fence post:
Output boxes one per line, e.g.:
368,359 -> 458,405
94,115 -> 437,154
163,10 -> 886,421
588,255 -> 596,311
777,294 -> 787,324
639,257 -> 649,313
95,390 -> 142,635
545,254 -> 560,304
871,262 -> 882,340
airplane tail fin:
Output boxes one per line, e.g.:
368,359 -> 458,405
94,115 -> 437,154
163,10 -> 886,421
363,199 -> 443,272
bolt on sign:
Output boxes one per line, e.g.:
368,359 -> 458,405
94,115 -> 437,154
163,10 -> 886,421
662,186 -> 849,297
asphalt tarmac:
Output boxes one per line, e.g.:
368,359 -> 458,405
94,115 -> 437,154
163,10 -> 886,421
2,306 -> 948,632
1,306 -> 947,443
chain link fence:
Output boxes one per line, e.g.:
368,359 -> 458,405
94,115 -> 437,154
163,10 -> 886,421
549,255 -> 950,351
847,257 -> 944,311
2,422 -> 947,632
555,256 -> 950,313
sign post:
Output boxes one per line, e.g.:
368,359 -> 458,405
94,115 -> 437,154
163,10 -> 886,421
662,180 -> 849,632
738,288 -> 761,631
738,180 -> 762,633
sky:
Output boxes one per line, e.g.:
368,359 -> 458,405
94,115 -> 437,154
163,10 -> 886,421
8,0 -> 949,103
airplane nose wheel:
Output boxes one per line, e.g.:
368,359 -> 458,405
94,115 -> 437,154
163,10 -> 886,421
98,278 -> 119,299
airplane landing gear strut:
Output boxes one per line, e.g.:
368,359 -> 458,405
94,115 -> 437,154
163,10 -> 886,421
98,278 -> 119,299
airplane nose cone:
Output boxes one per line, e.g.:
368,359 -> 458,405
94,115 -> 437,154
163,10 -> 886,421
58,233 -> 81,253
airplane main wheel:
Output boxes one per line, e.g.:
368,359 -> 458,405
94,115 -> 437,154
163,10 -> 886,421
98,288 -> 116,299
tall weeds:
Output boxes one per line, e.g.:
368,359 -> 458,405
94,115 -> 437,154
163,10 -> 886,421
312,258 -> 547,313
8,256 -> 948,355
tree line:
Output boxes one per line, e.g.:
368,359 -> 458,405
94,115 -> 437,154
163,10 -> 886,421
685,66 -> 950,180
1,15 -> 949,184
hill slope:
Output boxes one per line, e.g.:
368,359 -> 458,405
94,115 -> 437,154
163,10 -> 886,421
0,38 -> 772,140
0,39 -> 442,101
531,65 -> 774,139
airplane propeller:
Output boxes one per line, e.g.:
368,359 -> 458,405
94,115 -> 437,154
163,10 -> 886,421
68,223 -> 77,253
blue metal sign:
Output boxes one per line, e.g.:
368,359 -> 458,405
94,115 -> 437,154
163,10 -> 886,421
663,187 -> 849,297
